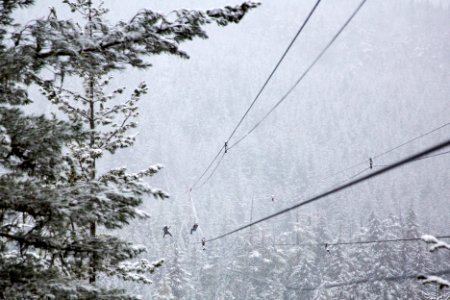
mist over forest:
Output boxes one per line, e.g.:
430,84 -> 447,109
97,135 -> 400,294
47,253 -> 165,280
1,0 -> 449,299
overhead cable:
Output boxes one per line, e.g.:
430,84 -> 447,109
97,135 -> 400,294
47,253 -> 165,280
273,235 -> 450,247
204,137 -> 450,243
193,0 -> 367,189
228,0 -> 368,150
190,0 -> 323,190
226,0 -> 323,143
190,146 -> 224,190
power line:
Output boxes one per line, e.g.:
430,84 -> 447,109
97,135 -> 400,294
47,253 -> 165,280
297,122 -> 450,205
282,121 -> 450,202
373,122 -> 450,159
192,0 -> 367,189
188,125 -> 450,235
192,0 -> 447,193
332,235 -> 450,247
319,160 -> 367,182
255,122 -> 450,211
331,166 -> 370,188
320,122 -> 450,181
412,149 -> 450,162
228,0 -> 368,151
190,0 -> 322,191
196,152 -> 226,188
204,138 -> 450,243
278,139 -> 450,226
226,0 -> 322,144
191,0 -> 448,192
273,235 -> 450,248
190,145 -> 224,190
374,149 -> 450,167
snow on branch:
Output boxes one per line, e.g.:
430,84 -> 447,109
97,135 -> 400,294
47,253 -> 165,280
24,2 -> 259,70
417,275 -> 450,290
421,235 -> 450,252
99,164 -> 164,183
108,259 -> 164,284
206,2 -> 261,25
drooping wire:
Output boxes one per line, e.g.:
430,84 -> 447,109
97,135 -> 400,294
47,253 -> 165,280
196,152 -> 226,189
330,166 -> 371,188
225,0 -> 323,144
273,235 -> 450,247
319,160 -> 367,182
190,0 -> 322,191
320,121 -> 450,179
248,122 -> 450,211
233,122 -> 450,229
373,122 -> 450,159
228,0 -> 368,151
374,149 -> 450,167
192,0 -> 367,189
194,140 -> 450,245
203,138 -> 450,243
411,149 -> 450,162
190,145 -> 224,190
302,121 -> 450,189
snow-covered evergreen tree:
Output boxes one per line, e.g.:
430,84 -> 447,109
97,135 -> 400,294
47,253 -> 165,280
0,0 -> 258,298
420,235 -> 450,299
165,246 -> 193,299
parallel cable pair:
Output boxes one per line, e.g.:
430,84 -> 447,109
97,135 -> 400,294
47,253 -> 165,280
190,0 -> 324,190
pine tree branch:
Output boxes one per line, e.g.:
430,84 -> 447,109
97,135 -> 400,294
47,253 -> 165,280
31,2 -> 260,63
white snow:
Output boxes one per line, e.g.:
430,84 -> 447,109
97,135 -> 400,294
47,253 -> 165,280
421,235 -> 450,252
419,275 -> 450,289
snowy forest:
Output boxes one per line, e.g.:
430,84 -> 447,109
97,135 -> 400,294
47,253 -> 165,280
1,0 -> 450,299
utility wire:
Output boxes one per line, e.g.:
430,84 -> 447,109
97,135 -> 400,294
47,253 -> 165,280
373,122 -> 450,159
302,121 -> 450,190
331,235 -> 450,246
192,0 -> 448,191
374,149 -> 450,167
412,149 -> 450,162
273,235 -> 450,247
228,0 -> 368,151
194,0 -> 367,188
254,139 -> 450,234
226,0 -> 322,144
204,137 -> 450,243
202,141 -> 449,243
319,160 -> 367,182
331,166 -> 370,188
319,122 -> 450,181
263,124 -> 450,211
196,152 -> 226,188
190,146 -> 224,190
190,0 -> 322,191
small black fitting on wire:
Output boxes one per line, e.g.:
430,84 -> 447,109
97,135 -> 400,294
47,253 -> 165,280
202,237 -> 206,250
